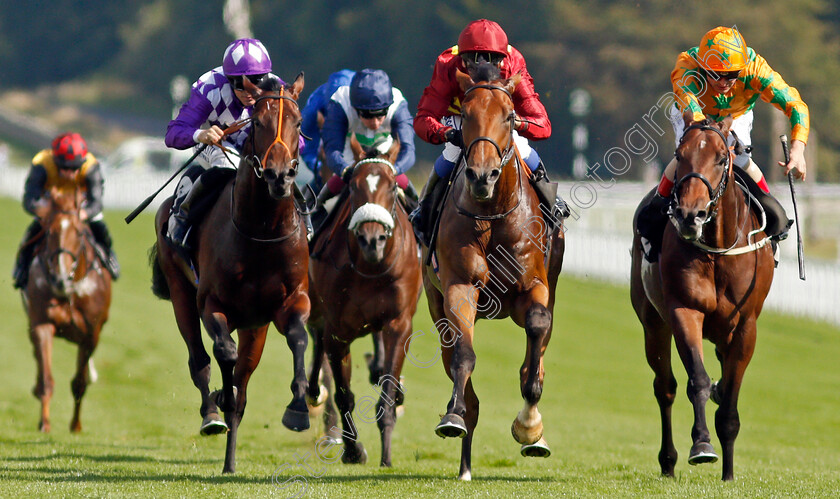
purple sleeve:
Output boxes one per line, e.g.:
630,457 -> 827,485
165,88 -> 214,150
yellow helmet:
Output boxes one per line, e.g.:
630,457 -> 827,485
697,27 -> 748,72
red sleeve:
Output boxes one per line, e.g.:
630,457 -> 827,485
505,48 -> 551,141
415,50 -> 461,145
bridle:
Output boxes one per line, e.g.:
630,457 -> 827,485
39,203 -> 94,296
453,83 -> 523,220
670,124 -> 733,226
229,89 -> 305,243
343,157 -> 403,278
245,91 -> 301,178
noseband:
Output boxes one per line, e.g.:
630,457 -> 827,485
461,84 -> 517,170
41,210 -> 92,294
671,124 -> 732,225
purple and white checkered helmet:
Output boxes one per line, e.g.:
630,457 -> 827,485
222,38 -> 272,76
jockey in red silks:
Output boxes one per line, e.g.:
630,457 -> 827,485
410,19 -> 567,246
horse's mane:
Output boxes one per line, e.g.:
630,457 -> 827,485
468,62 -> 501,84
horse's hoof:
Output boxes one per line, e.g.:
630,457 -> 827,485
710,381 -> 721,406
341,444 -> 368,464
511,417 -> 543,445
282,406 -> 310,432
458,470 -> 472,481
435,414 -> 467,439
211,386 -> 238,413
688,442 -> 718,465
199,413 -> 229,436
520,436 -> 551,458
305,384 -> 328,408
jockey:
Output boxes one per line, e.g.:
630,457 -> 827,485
311,68 -> 418,229
301,69 -> 356,191
637,26 -> 808,261
164,38 -> 296,250
410,18 -> 567,247
12,132 -> 120,289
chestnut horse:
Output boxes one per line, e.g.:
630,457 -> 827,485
151,75 -> 311,474
422,68 -> 565,480
306,137 -> 422,466
24,187 -> 112,433
630,117 -> 775,481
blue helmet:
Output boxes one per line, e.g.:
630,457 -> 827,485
349,69 -> 393,111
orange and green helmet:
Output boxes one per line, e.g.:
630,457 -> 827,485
697,27 -> 748,72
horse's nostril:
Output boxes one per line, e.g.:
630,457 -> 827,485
696,210 -> 707,220
489,169 -> 500,180
287,168 -> 297,178
263,169 -> 277,181
465,169 -> 477,182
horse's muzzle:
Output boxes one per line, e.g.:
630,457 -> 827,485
264,166 -> 297,198
465,167 -> 500,201
672,206 -> 706,240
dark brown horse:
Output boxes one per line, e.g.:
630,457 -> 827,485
24,186 -> 112,433
151,74 -> 311,474
306,136 -> 422,466
630,116 -> 775,481
422,69 -> 565,480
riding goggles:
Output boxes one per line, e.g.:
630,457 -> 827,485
357,107 -> 389,119
703,69 -> 741,82
227,73 -> 268,91
462,51 -> 504,67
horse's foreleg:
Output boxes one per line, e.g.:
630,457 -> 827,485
512,296 -> 552,457
714,320 -> 757,481
376,318 -> 411,467
69,339 -> 96,433
671,308 -> 717,465
437,284 -> 478,442
305,323 -> 327,407
222,326 -> 268,474
278,311 -> 310,432
368,330 -> 385,385
170,284 -> 222,435
325,336 -> 367,464
30,323 -> 55,433
201,302 -> 237,414
643,315 -> 678,476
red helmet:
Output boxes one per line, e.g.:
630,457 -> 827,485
458,19 -> 509,56
51,132 -> 88,169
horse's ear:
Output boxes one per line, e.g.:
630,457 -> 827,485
386,136 -> 400,165
683,109 -> 699,128
455,69 -> 474,93
349,133 -> 364,161
288,72 -> 305,100
718,115 -> 733,136
504,72 -> 522,95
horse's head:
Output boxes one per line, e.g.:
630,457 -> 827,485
671,115 -> 734,240
457,64 -> 521,201
41,187 -> 88,295
246,73 -> 305,199
346,135 -> 400,264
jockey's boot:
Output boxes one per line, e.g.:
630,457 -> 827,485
167,174 -> 212,254
311,183 -> 336,234
90,220 -> 120,280
731,167 -> 793,241
12,220 -> 42,289
400,179 -> 420,215
530,162 -> 570,226
637,192 -> 671,263
409,171 -> 445,247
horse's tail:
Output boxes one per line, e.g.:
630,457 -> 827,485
148,243 -> 171,300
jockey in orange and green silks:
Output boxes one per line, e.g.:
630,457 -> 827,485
659,26 -> 809,198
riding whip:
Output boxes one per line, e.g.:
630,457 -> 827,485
124,143 -> 208,224
780,135 -> 805,280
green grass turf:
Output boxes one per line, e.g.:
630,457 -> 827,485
0,195 -> 838,497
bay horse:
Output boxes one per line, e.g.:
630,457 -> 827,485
422,67 -> 565,480
151,74 -> 311,474
630,116 -> 775,481
24,186 -> 112,433
306,136 -> 422,466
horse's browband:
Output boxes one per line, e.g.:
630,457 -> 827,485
464,83 -> 511,99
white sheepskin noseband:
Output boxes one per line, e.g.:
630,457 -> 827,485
348,203 -> 394,237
